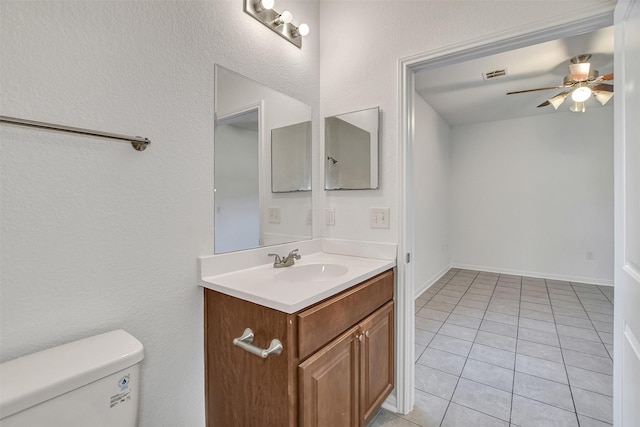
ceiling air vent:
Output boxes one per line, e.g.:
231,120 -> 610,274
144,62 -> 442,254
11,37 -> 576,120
483,68 -> 508,81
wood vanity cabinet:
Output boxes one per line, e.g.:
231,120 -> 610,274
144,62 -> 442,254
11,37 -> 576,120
204,269 -> 394,427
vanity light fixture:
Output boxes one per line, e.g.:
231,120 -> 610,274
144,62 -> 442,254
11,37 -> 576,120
244,0 -> 309,48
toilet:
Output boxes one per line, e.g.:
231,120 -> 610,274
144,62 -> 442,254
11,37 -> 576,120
0,329 -> 144,426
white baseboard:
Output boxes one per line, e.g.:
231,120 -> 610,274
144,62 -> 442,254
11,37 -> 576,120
414,264 -> 454,298
451,262 -> 614,287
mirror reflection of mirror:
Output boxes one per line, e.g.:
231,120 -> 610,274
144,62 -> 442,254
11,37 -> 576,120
325,106 -> 379,190
272,121 -> 312,192
214,65 -> 312,254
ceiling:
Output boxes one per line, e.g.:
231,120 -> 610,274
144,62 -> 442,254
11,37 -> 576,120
414,26 -> 614,127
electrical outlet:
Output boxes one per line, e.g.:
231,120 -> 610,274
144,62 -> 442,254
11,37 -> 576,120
370,208 -> 390,229
306,209 -> 313,225
268,207 -> 281,224
586,251 -> 594,260
325,208 -> 335,226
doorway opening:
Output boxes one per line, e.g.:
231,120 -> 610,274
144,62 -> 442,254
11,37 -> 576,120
394,8 -> 615,420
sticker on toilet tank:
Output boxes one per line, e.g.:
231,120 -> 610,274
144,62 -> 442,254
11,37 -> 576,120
110,374 -> 132,408
110,390 -> 132,408
110,389 -> 132,408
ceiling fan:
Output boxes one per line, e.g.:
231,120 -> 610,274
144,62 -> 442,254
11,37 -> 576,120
507,54 -> 614,112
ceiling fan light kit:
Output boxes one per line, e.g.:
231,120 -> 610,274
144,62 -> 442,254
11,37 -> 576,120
569,62 -> 591,81
549,94 -> 566,110
595,90 -> 614,105
507,53 -> 613,113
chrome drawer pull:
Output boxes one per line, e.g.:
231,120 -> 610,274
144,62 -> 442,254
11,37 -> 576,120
233,328 -> 283,358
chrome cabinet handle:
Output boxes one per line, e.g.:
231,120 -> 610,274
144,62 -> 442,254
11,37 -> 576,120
232,328 -> 283,358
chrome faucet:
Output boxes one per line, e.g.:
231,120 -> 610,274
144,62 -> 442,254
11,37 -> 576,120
268,249 -> 301,268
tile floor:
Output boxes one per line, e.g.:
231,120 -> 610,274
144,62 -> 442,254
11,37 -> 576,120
368,268 -> 614,427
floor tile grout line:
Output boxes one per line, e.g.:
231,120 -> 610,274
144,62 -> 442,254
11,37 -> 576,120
511,389 -> 579,415
436,269 -> 480,427
502,272 -> 521,426
513,346 -> 612,377
545,277 -> 582,427
569,281 -> 614,362
570,383 -> 615,399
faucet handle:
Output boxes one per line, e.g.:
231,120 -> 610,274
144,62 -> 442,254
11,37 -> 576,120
288,249 -> 300,259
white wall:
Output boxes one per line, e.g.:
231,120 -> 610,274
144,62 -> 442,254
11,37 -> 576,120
319,0 -> 615,243
413,94 -> 452,294
0,1 -> 319,426
450,108 -> 614,284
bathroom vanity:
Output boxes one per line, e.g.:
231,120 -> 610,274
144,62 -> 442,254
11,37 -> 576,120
201,251 -> 395,427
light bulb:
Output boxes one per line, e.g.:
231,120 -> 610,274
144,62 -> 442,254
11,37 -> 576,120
571,86 -> 592,102
298,23 -> 310,36
255,0 -> 274,12
274,10 -> 292,25
292,23 -> 310,37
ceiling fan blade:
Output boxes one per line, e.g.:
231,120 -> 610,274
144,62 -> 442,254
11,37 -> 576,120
507,85 -> 567,95
592,83 -> 614,92
600,73 -> 614,81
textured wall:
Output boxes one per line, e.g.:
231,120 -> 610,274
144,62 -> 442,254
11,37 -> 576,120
0,1 -> 319,425
450,108 -> 614,284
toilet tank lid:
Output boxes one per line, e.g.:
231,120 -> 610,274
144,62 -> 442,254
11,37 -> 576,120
0,329 -> 144,418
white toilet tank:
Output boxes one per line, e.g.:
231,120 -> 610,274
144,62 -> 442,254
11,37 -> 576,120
0,329 -> 144,427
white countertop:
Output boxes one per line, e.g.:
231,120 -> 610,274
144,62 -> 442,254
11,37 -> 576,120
200,252 -> 396,314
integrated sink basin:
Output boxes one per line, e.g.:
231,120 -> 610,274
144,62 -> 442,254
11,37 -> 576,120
276,263 -> 349,283
200,249 -> 397,313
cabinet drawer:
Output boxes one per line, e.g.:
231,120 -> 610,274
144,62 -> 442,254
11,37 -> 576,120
297,269 -> 393,360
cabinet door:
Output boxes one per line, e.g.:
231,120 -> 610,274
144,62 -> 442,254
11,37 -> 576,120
359,301 -> 394,426
299,326 -> 360,427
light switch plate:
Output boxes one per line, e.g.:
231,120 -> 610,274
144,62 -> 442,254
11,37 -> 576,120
325,208 -> 335,226
268,207 -> 281,224
370,208 -> 390,229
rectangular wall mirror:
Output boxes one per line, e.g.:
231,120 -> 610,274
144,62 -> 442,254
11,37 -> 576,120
214,65 -> 312,254
272,121 -> 312,192
325,106 -> 379,190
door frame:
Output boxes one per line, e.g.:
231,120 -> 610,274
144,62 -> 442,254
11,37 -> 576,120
396,6 -> 616,413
